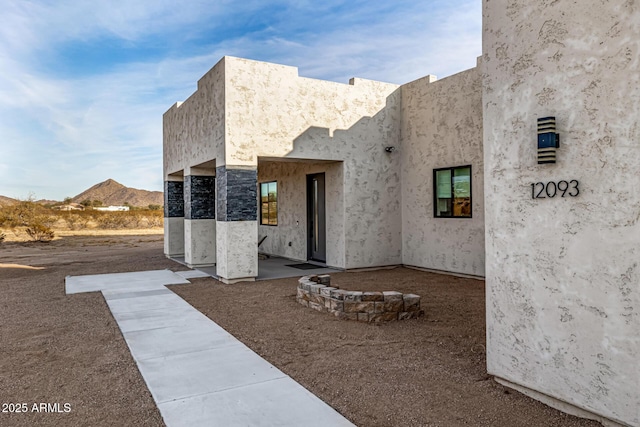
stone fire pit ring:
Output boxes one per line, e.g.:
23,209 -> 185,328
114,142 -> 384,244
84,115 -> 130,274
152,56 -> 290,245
296,274 -> 424,322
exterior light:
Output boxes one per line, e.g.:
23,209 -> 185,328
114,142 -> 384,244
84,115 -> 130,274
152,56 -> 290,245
537,117 -> 560,164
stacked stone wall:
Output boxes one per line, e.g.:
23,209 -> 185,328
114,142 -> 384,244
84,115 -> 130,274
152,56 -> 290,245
296,275 -> 423,322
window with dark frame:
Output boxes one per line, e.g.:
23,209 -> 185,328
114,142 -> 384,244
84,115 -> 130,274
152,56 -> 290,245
260,181 -> 278,225
434,165 -> 472,218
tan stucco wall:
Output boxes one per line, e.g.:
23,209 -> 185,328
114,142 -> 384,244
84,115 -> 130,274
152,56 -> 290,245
225,58 -> 402,268
163,57 -> 225,177
483,1 -> 640,426
257,160 -> 344,268
400,67 -> 485,277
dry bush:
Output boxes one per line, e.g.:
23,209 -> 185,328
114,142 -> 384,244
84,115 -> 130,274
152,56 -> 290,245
0,232 -> 5,244
95,212 -> 130,229
126,212 -> 145,228
0,199 -> 56,242
63,213 -> 90,230
143,210 -> 163,227
0,205 -> 166,233
25,222 -> 55,242
93,210 -> 163,229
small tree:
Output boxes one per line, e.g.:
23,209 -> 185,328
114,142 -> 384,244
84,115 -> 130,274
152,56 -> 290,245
63,197 -> 73,205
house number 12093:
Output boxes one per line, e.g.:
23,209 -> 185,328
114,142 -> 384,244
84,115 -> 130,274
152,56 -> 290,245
531,180 -> 579,199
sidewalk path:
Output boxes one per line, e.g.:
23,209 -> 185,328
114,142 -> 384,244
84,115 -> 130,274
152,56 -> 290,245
66,269 -> 354,427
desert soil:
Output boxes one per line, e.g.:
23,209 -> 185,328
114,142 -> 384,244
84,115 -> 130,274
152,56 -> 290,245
0,235 -> 600,426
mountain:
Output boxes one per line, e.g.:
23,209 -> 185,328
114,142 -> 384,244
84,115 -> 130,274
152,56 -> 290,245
72,179 -> 163,208
0,195 -> 17,206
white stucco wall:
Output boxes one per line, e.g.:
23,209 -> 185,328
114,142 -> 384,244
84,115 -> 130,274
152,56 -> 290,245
163,57 -> 226,177
483,1 -> 640,426
163,217 -> 184,256
184,219 -> 216,267
257,160 -> 344,269
225,58 -> 403,269
216,220 -> 258,281
401,67 -> 485,277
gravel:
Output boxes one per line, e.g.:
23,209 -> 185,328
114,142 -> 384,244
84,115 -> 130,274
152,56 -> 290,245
0,236 -> 600,426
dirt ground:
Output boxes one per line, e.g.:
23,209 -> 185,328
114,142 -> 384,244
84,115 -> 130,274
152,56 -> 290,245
0,234 -> 172,426
0,235 -> 600,426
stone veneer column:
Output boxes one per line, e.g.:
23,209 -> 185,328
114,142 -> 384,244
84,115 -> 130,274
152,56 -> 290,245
215,166 -> 258,283
184,174 -> 216,267
164,179 -> 184,257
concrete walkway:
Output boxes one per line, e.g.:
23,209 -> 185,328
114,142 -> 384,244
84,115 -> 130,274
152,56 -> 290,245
66,269 -> 354,427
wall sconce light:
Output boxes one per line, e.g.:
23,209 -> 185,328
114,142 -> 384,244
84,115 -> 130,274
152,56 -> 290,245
385,146 -> 396,153
537,116 -> 560,164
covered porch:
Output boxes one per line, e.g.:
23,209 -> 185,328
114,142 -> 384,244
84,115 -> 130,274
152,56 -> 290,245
163,158 -> 345,283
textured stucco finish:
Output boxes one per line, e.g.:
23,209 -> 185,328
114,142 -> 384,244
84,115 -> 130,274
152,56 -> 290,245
184,219 -> 216,267
163,58 -> 225,177
216,220 -> 258,280
401,67 -> 485,276
163,217 -> 184,257
225,58 -> 402,269
162,6 -> 640,422
258,161 -> 344,268
483,1 -> 640,426
165,57 -> 403,271
224,58 -> 400,166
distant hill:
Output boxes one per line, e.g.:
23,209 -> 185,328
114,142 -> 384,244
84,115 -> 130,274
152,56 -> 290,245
72,179 -> 163,208
0,195 -> 17,206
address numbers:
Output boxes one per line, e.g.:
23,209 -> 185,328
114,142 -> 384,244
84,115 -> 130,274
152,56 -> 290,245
531,180 -> 579,199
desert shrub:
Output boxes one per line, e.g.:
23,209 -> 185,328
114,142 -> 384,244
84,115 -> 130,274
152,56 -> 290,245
95,212 -> 130,229
25,222 -> 55,242
0,199 -> 56,241
146,212 -> 164,227
63,213 -> 90,230
126,212 -> 145,228
0,232 -> 5,244
93,210 -> 164,229
147,215 -> 164,228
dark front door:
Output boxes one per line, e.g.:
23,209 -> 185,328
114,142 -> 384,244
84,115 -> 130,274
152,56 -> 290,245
307,173 -> 326,262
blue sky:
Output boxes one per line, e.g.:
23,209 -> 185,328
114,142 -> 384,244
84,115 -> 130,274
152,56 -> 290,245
0,0 -> 481,201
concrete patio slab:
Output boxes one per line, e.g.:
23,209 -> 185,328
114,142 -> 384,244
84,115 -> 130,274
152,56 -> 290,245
187,255 -> 341,281
255,257 -> 340,280
174,269 -> 211,279
65,268 -> 354,427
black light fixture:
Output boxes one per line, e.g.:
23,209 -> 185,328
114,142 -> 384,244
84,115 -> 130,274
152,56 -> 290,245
537,117 -> 560,164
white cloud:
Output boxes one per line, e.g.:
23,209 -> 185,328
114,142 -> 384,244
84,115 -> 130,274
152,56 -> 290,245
0,0 -> 482,200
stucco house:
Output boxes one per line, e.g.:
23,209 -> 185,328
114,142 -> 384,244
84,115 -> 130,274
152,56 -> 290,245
163,1 -> 638,426
163,57 -> 484,279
